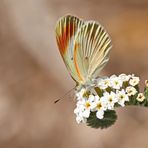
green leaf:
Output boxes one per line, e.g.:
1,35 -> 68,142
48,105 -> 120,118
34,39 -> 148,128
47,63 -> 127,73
87,110 -> 117,129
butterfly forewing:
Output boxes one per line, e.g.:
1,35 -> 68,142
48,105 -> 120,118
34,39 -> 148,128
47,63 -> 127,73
73,21 -> 112,84
55,15 -> 84,82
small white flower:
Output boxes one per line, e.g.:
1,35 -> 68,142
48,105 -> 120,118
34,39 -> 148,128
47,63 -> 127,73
129,76 -> 140,86
110,75 -> 123,89
74,106 -> 87,124
82,109 -> 91,118
103,91 -> 118,110
83,95 -> 96,111
91,96 -> 107,110
136,93 -> 145,102
74,96 -> 92,123
91,95 -> 107,119
76,116 -> 82,124
119,74 -> 131,82
76,88 -> 86,100
88,95 -> 95,103
95,105 -> 106,120
75,109 -> 87,124
96,110 -> 104,119
82,100 -> 92,118
90,95 -> 99,111
97,77 -> 111,89
74,107 -> 80,114
116,89 -> 129,107
74,94 -> 96,121
76,115 -> 87,124
126,86 -> 137,96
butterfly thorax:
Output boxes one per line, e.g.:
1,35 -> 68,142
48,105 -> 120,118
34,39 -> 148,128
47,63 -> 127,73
75,77 -> 96,92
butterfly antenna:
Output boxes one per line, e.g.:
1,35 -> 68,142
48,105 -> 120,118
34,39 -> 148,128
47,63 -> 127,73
54,87 -> 75,104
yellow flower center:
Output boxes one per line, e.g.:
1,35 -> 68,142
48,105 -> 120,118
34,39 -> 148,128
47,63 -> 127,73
109,97 -> 113,102
85,102 -> 90,108
120,95 -> 124,100
105,81 -> 109,85
128,90 -> 132,94
97,103 -> 102,109
115,81 -> 118,85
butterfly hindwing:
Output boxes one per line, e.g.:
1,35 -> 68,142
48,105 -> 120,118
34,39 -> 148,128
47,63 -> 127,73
73,21 -> 112,84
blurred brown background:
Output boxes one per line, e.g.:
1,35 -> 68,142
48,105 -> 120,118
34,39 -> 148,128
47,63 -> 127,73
0,0 -> 148,148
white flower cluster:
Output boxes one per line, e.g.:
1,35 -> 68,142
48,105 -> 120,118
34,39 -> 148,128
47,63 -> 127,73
74,74 -> 144,124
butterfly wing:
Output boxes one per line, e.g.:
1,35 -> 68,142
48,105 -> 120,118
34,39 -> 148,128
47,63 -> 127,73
55,15 -> 84,82
73,21 -> 112,84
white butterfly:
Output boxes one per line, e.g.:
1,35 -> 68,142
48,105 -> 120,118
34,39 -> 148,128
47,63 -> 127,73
55,15 -> 112,89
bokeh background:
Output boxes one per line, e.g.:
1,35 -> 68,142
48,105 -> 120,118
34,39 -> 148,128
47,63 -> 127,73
0,0 -> 148,148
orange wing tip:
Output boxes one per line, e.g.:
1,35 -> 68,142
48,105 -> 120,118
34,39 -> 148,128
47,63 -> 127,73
56,18 -> 77,55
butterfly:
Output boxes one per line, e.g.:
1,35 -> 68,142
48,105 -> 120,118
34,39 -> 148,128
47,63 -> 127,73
55,15 -> 112,90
